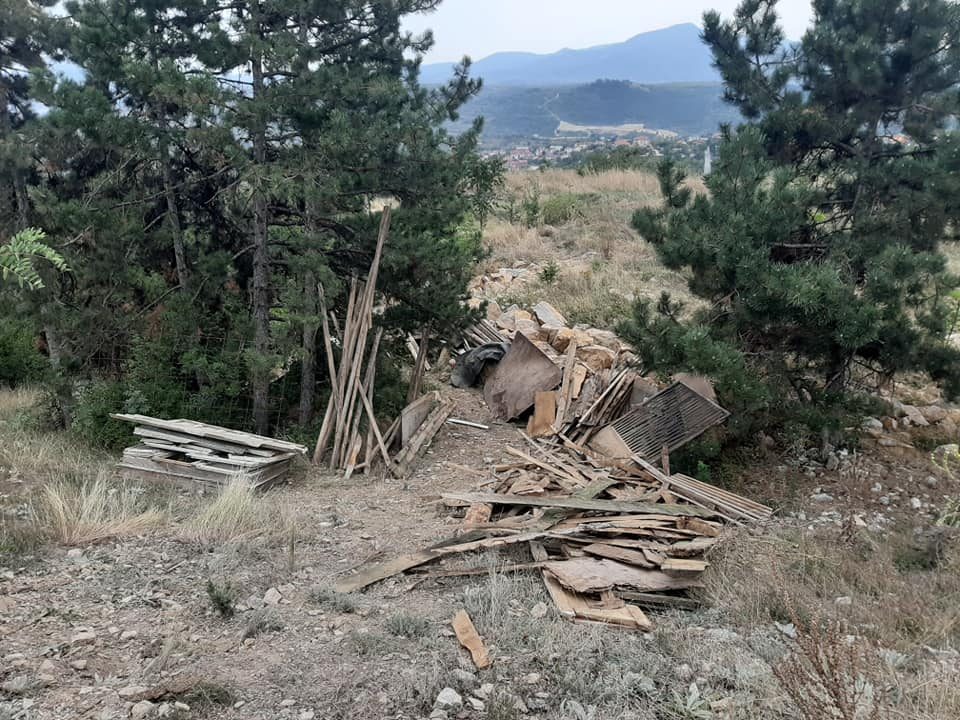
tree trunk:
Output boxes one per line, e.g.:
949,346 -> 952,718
249,18 -> 271,435
299,271 -> 318,425
43,322 -> 72,428
159,140 -> 190,294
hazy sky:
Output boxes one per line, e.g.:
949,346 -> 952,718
405,0 -> 814,63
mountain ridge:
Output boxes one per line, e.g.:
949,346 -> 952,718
420,23 -> 718,86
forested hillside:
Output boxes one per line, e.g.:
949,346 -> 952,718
1,0 -> 499,439
448,81 -> 741,139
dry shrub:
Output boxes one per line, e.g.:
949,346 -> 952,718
180,476 -> 266,546
774,613 -> 886,720
39,475 -> 165,545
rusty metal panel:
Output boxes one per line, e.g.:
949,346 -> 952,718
606,381 -> 729,461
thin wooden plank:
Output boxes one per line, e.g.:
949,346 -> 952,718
451,610 -> 492,669
545,557 -> 703,594
442,492 -> 718,519
531,542 -> 651,631
582,543 -> 657,568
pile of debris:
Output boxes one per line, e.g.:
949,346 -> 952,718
335,439 -> 772,631
456,301 -> 729,464
112,414 -> 307,489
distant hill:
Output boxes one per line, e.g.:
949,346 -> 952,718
450,80 -> 741,140
420,23 -> 717,86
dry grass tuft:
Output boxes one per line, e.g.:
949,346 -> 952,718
0,386 -> 40,419
39,475 -> 166,546
180,476 -> 266,546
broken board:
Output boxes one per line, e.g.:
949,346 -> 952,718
483,333 -> 563,420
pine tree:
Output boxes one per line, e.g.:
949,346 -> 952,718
198,0 -> 484,432
15,0 -> 491,437
0,0 -> 57,235
627,0 -> 960,411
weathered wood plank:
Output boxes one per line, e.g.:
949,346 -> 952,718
441,492 -> 718,519
451,610 -> 492,669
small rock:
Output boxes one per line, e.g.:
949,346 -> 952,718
926,476 -> 938,488
910,497 -> 923,510
450,669 -> 476,687
861,417 -> 883,433
297,712 -> 315,720
835,596 -> 853,606
156,704 -> 173,718
576,344 -> 616,372
120,630 -> 138,641
429,711 -> 448,720
0,676 -> 33,695
879,495 -> 891,506
38,659 -> 57,675
173,703 -> 189,712
523,673 -> 541,684
675,663 -> 693,680
532,301 -> 567,328
280,699 -> 296,707
67,548 -> 84,559
871,483 -> 883,493
118,685 -> 149,699
811,493 -> 834,503
70,659 -> 88,671
825,453 -> 839,472
434,687 -> 462,710
530,602 -> 548,619
263,587 -> 282,606
71,630 -> 97,645
920,405 -> 947,424
475,683 -> 494,700
467,697 -> 485,711
130,700 -> 156,719
775,621 -> 798,639
901,405 -> 929,427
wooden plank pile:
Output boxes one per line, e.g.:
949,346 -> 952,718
334,438 -> 772,631
112,414 -> 307,489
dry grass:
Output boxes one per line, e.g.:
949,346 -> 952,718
705,525 -> 960,719
0,389 -> 114,485
458,562 -> 783,719
39,475 -> 166,546
0,385 -> 40,419
483,169 -> 704,328
180,476 -> 268,546
708,527 -> 960,650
